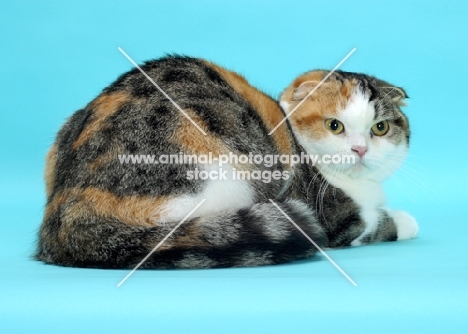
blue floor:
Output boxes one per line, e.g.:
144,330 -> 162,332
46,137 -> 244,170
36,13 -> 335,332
2,1 -> 468,333
2,200 -> 467,333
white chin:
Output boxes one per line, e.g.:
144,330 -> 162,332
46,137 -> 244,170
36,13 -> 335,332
345,162 -> 370,178
318,162 -> 367,178
329,160 -> 381,180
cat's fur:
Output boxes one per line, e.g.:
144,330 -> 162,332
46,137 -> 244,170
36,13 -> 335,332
36,55 -> 418,269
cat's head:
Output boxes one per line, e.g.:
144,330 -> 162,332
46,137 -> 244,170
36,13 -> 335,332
280,70 -> 409,182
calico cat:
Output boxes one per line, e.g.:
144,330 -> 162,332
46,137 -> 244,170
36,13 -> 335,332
36,55 -> 418,269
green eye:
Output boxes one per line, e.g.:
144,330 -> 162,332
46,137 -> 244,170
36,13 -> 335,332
371,121 -> 389,136
324,119 -> 344,135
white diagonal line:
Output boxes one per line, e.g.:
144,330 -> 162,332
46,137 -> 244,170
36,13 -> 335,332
269,199 -> 357,286
117,199 -> 206,287
118,47 -> 207,136
269,48 -> 356,135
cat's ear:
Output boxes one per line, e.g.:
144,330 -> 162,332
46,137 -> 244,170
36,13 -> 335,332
374,79 -> 408,106
292,80 -> 321,101
392,87 -> 408,106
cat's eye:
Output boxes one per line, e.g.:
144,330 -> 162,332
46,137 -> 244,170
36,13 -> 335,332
324,119 -> 344,135
371,121 -> 389,136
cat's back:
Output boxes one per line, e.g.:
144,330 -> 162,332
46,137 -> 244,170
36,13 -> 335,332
45,55 -> 294,207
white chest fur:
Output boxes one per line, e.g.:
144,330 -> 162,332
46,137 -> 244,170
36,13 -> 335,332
321,172 -> 386,246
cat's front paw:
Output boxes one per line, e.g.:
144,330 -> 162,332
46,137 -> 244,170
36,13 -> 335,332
390,211 -> 419,240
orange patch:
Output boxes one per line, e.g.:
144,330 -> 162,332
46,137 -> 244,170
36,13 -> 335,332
81,188 -> 167,227
43,189 -> 76,223
281,71 -> 358,139
172,109 -> 253,171
158,223 -> 211,250
288,71 -> 327,101
72,92 -> 130,149
47,188 -> 210,250
45,187 -> 169,228
172,109 -> 231,157
203,61 -> 293,157
89,140 -> 124,170
44,144 -> 58,198
151,219 -> 211,251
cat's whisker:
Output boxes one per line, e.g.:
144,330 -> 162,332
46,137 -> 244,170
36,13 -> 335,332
377,156 -> 437,194
314,164 -> 343,227
392,167 -> 439,200
329,164 -> 342,199
306,167 -> 322,202
385,169 -> 427,204
316,176 -> 328,219
363,156 -> 439,200
397,157 -> 434,175
381,167 -> 425,204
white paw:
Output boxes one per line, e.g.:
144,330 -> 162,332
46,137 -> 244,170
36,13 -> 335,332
391,211 -> 419,240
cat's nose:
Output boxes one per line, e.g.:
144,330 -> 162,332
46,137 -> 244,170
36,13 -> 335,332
351,145 -> 367,158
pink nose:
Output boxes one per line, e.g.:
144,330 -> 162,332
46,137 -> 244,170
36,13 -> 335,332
351,145 -> 367,158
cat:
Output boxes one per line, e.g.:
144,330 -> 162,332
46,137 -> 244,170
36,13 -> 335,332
36,55 -> 418,269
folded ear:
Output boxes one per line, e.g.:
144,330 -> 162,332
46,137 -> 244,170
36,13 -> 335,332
385,86 -> 408,106
373,79 -> 408,106
292,80 -> 321,101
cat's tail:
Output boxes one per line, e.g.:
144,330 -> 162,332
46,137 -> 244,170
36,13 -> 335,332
35,199 -> 327,269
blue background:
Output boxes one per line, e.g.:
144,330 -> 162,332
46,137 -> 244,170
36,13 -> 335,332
1,0 -> 467,332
